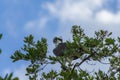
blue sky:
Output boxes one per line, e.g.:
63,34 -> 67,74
0,0 -> 120,79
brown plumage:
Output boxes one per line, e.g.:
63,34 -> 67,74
53,42 -> 67,56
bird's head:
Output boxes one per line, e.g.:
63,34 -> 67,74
53,36 -> 63,47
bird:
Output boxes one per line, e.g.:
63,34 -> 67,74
53,36 -> 78,60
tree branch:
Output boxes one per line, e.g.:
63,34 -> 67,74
56,58 -> 68,70
69,52 -> 95,79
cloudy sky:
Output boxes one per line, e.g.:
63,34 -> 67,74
0,0 -> 120,79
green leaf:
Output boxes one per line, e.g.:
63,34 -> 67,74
118,37 -> 120,42
108,32 -> 112,36
0,49 -> 1,54
0,34 -> 2,39
0,73 -> 19,80
11,50 -> 26,62
24,34 -> 34,45
105,38 -> 115,45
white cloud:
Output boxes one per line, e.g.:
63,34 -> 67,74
24,17 -> 48,31
96,10 -> 120,24
25,0 -> 120,36
44,0 -> 106,22
23,0 -> 120,36
43,0 -> 120,25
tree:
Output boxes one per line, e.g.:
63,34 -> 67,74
0,73 -> 19,80
10,25 -> 120,80
0,34 -> 2,53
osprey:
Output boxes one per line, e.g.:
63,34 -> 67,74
53,37 -> 78,60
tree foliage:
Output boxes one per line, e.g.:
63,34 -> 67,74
1,25 -> 120,80
0,33 -> 2,53
0,73 -> 19,80
11,35 -> 47,80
